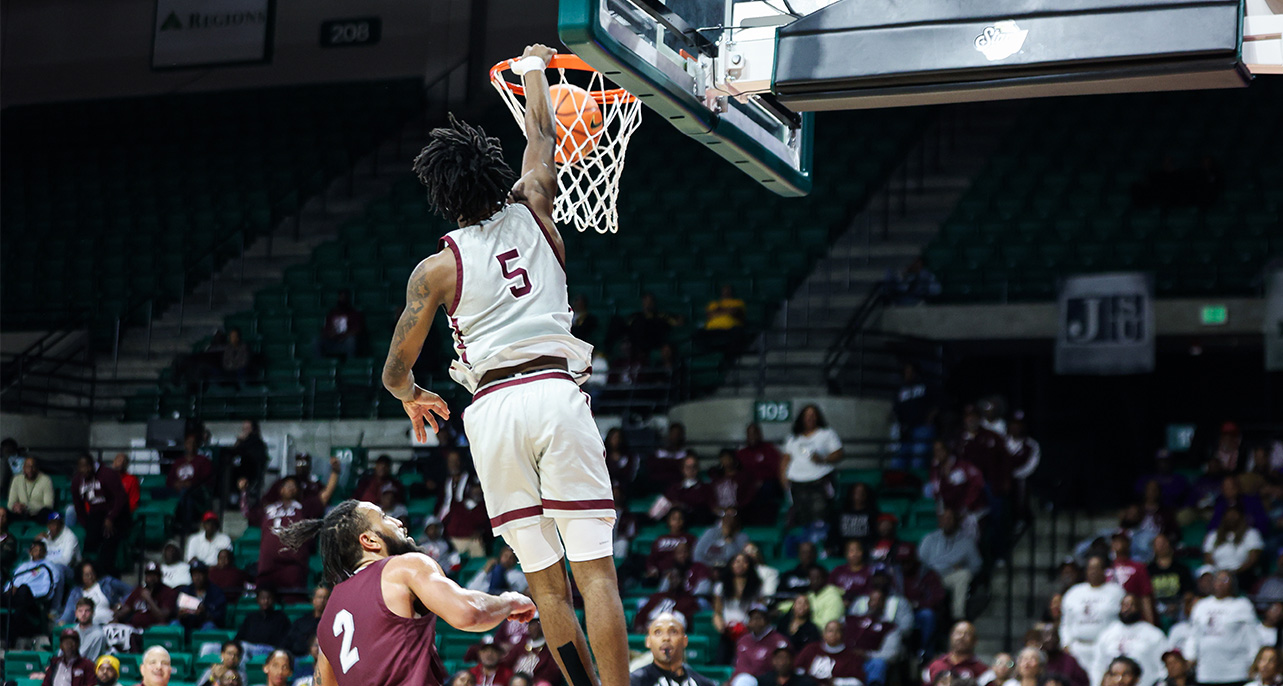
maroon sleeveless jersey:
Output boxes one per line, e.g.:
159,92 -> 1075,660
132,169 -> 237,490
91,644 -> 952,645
318,557 -> 447,686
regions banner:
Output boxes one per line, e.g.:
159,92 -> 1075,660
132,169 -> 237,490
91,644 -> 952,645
153,0 -> 272,69
1055,272 -> 1154,375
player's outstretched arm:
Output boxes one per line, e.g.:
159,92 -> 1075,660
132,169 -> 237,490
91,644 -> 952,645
386,552 -> 536,632
382,254 -> 452,441
314,649 -> 336,686
510,44 -> 565,258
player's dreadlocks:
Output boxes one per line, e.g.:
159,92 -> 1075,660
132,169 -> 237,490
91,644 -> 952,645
413,113 -> 518,226
277,499 -> 370,586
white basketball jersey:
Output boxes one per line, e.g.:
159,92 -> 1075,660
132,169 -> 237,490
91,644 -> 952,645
439,202 -> 593,393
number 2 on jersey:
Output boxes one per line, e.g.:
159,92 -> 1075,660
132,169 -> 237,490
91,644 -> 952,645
496,249 -> 532,298
333,609 -> 361,673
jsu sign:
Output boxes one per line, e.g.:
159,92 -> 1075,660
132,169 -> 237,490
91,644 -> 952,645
1056,274 -> 1154,375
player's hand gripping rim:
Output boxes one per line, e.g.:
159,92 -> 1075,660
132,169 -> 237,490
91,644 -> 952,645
402,386 -> 450,441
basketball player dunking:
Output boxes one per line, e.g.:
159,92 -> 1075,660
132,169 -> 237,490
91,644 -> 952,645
278,501 -> 536,686
380,43 -> 629,686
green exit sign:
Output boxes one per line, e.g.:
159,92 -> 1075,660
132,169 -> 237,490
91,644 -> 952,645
1201,305 -> 1228,326
754,400 -> 793,423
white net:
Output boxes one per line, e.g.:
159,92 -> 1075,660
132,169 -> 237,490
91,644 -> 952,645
491,58 -> 642,234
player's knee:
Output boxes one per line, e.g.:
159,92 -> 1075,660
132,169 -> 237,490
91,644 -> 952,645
503,519 -> 564,573
555,517 -> 615,563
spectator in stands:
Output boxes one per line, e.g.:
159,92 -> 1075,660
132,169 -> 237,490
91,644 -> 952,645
843,589 -> 899,686
710,449 -> 759,520
732,606 -> 791,682
632,612 -> 719,686
262,650 -> 294,686
738,424 -> 785,512
227,421 -> 268,503
169,432 -> 215,536
470,641 -> 513,686
603,428 -> 640,487
1186,570 -> 1261,686
927,442 -> 987,541
649,423 -> 692,492
468,546 -> 529,594
314,289 -> 364,359
59,561 -> 130,625
9,455 -> 54,522
444,481 -> 490,558
830,483 -> 879,554
1257,603 -> 1282,647
210,548 -> 248,600
896,546 -> 944,657
42,627 -> 97,686
781,541 -> 825,595
570,294 -> 599,343
39,511 -> 80,567
1149,533 -> 1193,628
1135,451 -> 1192,511
1005,414 -> 1039,527
714,553 -> 764,649
636,568 -> 701,632
918,508 -> 981,621
1005,648 -> 1044,686
71,454 -> 127,575
1137,481 -> 1180,545
3,436 -> 24,474
186,511 -> 233,567
646,509 -> 699,581
777,594 -> 822,648
417,516 -> 455,566
850,572 -> 914,644
696,284 -> 747,356
753,647 -> 812,686
1247,646 -> 1280,686
783,405 -> 843,526
293,638 -> 319,686
436,448 -> 478,515
1107,532 -> 1155,625
109,453 -> 141,515
248,475 -> 326,593
883,257 -> 940,306
160,541 -> 192,587
1254,552 -> 1283,607
1027,623 -> 1089,686
867,514 -> 914,567
924,621 -> 986,684
501,617 -> 561,686
177,560 -> 226,631
744,542 -> 780,597
235,587 -> 290,658
804,566 -> 847,629
197,641 -> 248,686
695,513 -> 749,569
1212,421 -> 1245,473
1204,506 -> 1264,587
115,561 -> 177,630
452,671 -> 478,686
955,406 -> 1006,534
354,455 -> 405,505
1090,594 -> 1166,686
891,362 -> 938,470
71,598 -> 107,660
627,293 -> 681,357
138,646 -> 173,686
1211,476 -> 1271,534
1156,649 -> 1192,686
4,540 -> 56,642
828,539 -> 874,603
1061,555 -> 1126,670
663,456 -> 713,526
665,541 -> 714,597
219,327 -> 252,388
281,585 -> 328,657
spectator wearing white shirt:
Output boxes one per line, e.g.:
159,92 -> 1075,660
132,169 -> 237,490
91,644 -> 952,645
39,511 -> 80,567
185,511 -> 233,567
1060,555 -> 1126,670
781,405 -> 842,526
1090,594 -> 1167,686
1204,507 -> 1263,587
1257,602 -> 1282,648
160,541 -> 192,588
918,507 -> 982,621
8,455 -> 55,522
1185,570 -> 1261,686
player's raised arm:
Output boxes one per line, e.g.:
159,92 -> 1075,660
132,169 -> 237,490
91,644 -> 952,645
510,44 -> 560,229
387,553 -> 536,631
382,255 -> 452,441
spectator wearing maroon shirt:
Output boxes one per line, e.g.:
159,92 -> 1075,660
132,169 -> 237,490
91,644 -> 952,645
751,647 -> 814,686
114,562 -> 177,630
604,428 -> 640,487
41,628 -> 96,686
635,569 -> 701,632
829,540 -> 875,602
829,483 -> 879,556
664,457 -> 713,526
444,481 -> 491,558
733,607 -> 791,680
648,424 -> 692,493
261,454 -> 339,506
470,642 -> 513,686
796,621 -> 867,686
927,441 -> 987,540
71,453 -> 128,576
209,548 -> 248,601
646,510 -> 699,581
1107,531 -> 1156,625
666,541 -> 714,596
168,433 -> 215,536
896,547 -> 944,657
437,449 -> 479,516
353,455 -> 405,506
247,476 -> 324,594
843,590 -> 898,686
314,289 -> 364,359
710,450 -> 760,520
737,424 -> 785,515
955,406 -> 1006,496
1027,622 -> 1090,686
923,622 -> 987,685
867,515 -> 915,568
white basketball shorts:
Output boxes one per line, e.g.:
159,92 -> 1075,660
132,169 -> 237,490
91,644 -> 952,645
462,369 -> 614,539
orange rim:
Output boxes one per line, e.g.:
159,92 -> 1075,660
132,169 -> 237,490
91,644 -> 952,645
490,54 -> 636,104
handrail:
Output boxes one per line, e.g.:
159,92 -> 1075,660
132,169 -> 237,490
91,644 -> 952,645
822,281 -> 887,375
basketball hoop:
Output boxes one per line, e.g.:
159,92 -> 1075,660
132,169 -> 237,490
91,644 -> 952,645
490,54 -> 642,234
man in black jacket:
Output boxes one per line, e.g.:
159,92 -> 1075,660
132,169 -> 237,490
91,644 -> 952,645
630,614 -> 717,686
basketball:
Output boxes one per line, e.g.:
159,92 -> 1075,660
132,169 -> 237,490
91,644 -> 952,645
549,83 -> 602,165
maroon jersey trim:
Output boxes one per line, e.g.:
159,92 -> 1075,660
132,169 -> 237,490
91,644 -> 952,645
521,204 -> 566,273
489,505 -> 545,528
440,236 -> 464,316
472,370 -> 575,401
541,498 -> 615,511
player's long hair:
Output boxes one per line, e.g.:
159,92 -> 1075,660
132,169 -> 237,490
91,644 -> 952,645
277,499 -> 370,586
413,113 -> 517,226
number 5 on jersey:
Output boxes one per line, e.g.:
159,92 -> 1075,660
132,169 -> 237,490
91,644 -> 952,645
496,249 -> 532,298
333,609 -> 361,673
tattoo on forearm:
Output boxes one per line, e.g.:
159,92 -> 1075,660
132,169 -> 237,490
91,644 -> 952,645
383,270 -> 432,396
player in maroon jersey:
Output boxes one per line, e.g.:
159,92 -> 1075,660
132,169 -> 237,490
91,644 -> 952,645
279,500 -> 535,686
